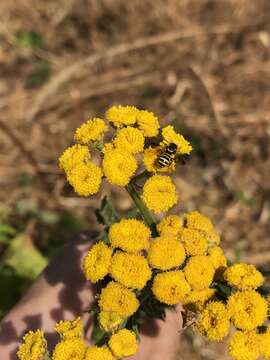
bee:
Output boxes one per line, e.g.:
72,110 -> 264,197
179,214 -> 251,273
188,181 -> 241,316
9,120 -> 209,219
156,143 -> 178,168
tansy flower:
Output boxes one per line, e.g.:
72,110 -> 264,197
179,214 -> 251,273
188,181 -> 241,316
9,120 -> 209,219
74,118 -> 108,144
110,251 -> 151,290
152,270 -> 191,305
196,301 -> 230,341
106,105 -> 139,128
59,144 -> 89,173
136,109 -> 160,137
184,211 -> 220,244
84,346 -> 115,360
229,331 -> 260,360
182,288 -> 215,308
52,338 -> 87,360
54,317 -> 83,340
67,162 -> 103,196
98,311 -> 123,332
98,281 -> 139,317
184,255 -> 215,291
102,146 -> 137,186
224,263 -> 264,291
162,125 -> 192,155
83,242 -> 112,283
143,146 -> 176,173
157,215 -> 183,237
227,290 -> 268,331
142,175 -> 178,213
179,228 -> 208,256
17,330 -> 47,360
259,328 -> 270,359
113,127 -> 144,154
109,329 -> 138,358
108,219 -> 150,253
208,246 -> 227,270
148,236 -> 185,271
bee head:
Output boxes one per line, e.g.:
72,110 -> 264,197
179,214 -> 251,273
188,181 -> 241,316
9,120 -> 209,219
167,143 -> 177,153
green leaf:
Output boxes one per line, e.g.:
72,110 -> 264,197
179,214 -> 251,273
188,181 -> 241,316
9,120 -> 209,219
95,196 -> 118,228
91,321 -> 107,346
15,31 -> 43,49
25,60 -> 51,88
4,235 -> 48,280
0,224 -> 16,244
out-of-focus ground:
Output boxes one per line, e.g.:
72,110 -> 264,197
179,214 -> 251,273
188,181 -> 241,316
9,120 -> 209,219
0,0 -> 270,358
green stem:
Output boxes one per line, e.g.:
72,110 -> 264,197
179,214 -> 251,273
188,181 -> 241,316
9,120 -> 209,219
125,182 -> 158,236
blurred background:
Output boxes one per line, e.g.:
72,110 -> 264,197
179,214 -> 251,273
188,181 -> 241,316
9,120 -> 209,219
0,0 -> 270,358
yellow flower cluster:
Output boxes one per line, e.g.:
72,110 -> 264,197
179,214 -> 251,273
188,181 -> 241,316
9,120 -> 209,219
108,329 -> 138,358
83,242 -> 112,283
224,263 -> 264,290
54,317 -> 83,340
74,118 -> 108,144
17,330 -> 47,360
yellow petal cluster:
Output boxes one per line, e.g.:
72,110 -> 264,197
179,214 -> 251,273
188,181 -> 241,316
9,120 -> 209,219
17,330 -> 47,360
83,242 -> 112,282
110,252 -> 151,290
229,331 -> 260,360
98,311 -> 123,332
52,338 -> 87,360
108,329 -> 138,358
59,144 -> 89,173
162,125 -> 192,154
260,329 -> 270,359
98,281 -> 139,317
106,105 -> 138,128
152,270 -> 190,305
180,228 -> 208,256
227,290 -> 268,330
74,118 -> 108,144
197,301 -> 230,341
148,236 -> 185,270
136,109 -> 160,137
142,175 -> 178,213
54,317 -> 83,340
224,263 -> 264,290
84,346 -> 115,360
182,288 -> 215,308
157,215 -> 183,237
184,255 -> 215,290
113,127 -> 144,154
102,146 -> 137,186
67,162 -> 103,196
108,219 -> 150,253
208,246 -> 227,270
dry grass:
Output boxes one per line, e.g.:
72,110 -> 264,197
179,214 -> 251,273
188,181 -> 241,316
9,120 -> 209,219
0,1 -> 270,358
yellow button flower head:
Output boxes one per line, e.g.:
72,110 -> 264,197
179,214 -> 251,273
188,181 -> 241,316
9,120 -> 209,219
227,290 -> 268,331
224,263 -> 264,291
102,146 -> 137,186
67,162 -> 103,196
83,242 -> 112,283
260,327 -> 270,359
136,109 -> 160,137
142,175 -> 178,213
17,330 -> 47,360
52,338 -> 87,360
54,317 -> 83,340
106,105 -> 139,128
110,251 -> 152,290
108,329 -> 138,358
197,301 -> 230,341
208,246 -> 227,270
98,281 -> 139,317
182,288 -> 215,308
143,146 -> 176,173
184,255 -> 215,290
179,228 -> 208,256
108,218 -> 150,253
74,118 -> 108,144
98,311 -> 123,332
162,125 -> 192,154
148,236 -> 185,270
184,211 -> 220,244
152,270 -> 191,305
157,215 -> 183,237
113,127 -> 144,154
59,144 -> 89,173
84,346 -> 115,360
229,331 -> 260,360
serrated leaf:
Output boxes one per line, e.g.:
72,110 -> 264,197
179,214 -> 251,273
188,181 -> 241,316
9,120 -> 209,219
95,196 -> 118,228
